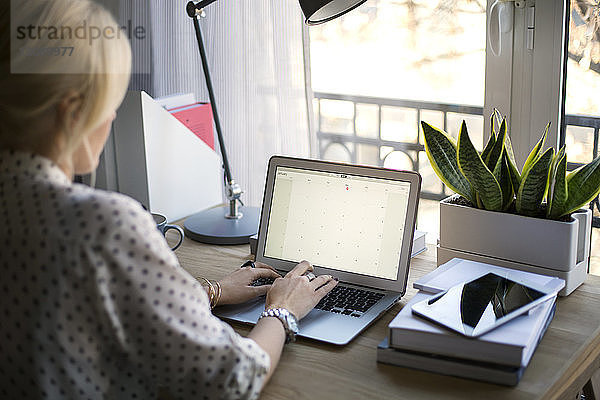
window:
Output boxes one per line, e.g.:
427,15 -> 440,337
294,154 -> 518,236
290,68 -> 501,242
564,0 -> 600,228
306,0 -> 600,271
307,0 -> 488,236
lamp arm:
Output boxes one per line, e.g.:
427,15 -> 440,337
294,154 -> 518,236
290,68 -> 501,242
186,0 -> 220,17
188,1 -> 244,219
188,4 -> 233,184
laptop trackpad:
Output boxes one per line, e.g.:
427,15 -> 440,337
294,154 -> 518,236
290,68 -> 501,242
215,299 -> 375,346
215,298 -> 265,324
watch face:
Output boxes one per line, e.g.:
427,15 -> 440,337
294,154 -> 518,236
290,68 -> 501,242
288,315 -> 299,333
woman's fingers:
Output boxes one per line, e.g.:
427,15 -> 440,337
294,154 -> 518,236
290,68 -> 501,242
251,267 -> 281,280
314,278 -> 338,297
310,274 -> 334,290
252,284 -> 272,296
287,260 -> 313,277
254,262 -> 278,272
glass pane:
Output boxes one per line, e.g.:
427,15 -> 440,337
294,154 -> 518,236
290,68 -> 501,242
319,99 -> 354,134
565,125 -> 595,164
419,151 -> 444,195
310,0 -> 486,106
564,1 -> 600,276
380,145 -> 393,161
357,144 -> 380,166
310,0 -> 486,241
356,104 -> 379,138
322,142 -> 353,162
418,199 -> 440,241
419,110 -> 445,144
381,106 -> 419,143
382,150 -> 414,171
446,112 -> 484,151
565,1 -> 600,165
566,2 -> 600,117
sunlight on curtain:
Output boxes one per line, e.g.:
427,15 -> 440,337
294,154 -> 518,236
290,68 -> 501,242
141,0 -> 311,207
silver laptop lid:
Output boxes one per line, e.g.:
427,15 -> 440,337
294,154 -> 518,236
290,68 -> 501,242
256,156 -> 421,294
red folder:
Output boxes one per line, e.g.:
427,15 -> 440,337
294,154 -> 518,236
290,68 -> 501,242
168,103 -> 214,150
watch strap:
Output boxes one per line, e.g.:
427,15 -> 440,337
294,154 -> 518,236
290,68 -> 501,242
259,307 -> 298,344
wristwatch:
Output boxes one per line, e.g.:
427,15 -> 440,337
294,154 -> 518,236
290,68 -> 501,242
259,308 -> 299,343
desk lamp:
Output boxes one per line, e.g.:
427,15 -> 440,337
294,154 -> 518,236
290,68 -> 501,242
184,0 -> 366,245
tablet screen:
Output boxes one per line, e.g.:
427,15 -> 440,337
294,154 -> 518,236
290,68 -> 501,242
411,273 -> 549,337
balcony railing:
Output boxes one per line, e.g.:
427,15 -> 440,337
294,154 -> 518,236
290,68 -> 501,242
564,114 -> 600,226
314,92 -> 600,226
314,92 -> 483,202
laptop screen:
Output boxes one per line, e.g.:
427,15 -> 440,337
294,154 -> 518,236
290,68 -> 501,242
263,166 -> 411,280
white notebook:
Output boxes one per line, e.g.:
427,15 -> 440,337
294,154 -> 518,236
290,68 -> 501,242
388,292 -> 556,367
388,258 -> 564,366
413,258 -> 565,295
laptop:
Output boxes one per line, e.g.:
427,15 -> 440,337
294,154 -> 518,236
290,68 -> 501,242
215,156 -> 421,345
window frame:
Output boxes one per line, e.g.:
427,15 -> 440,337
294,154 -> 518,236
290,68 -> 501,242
484,0 -> 568,166
303,0 -> 570,175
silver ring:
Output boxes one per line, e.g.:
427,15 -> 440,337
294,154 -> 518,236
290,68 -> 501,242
304,272 -> 316,282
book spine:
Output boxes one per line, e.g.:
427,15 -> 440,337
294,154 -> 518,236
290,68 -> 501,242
377,347 -> 522,386
521,302 -> 556,365
389,329 -> 523,366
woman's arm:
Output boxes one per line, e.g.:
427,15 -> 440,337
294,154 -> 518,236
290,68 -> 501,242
247,317 -> 286,383
247,261 -> 338,386
90,196 -> 277,399
199,260 -> 337,387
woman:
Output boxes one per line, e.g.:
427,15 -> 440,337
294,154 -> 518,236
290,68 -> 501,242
0,1 -> 337,399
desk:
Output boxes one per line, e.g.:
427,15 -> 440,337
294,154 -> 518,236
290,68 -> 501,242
174,236 -> 600,400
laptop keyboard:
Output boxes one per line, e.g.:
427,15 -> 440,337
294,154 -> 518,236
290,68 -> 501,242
315,285 -> 385,318
250,276 -> 386,318
251,277 -> 276,286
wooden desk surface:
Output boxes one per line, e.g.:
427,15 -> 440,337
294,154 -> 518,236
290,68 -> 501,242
174,236 -> 600,400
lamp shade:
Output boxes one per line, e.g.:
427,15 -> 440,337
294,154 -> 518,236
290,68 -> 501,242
299,0 -> 367,25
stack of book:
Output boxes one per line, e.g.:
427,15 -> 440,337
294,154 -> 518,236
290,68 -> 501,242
377,259 -> 565,386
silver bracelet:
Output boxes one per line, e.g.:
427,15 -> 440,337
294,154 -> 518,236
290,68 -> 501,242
259,308 -> 299,344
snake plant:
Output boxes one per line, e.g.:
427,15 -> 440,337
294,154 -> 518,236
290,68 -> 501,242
422,110 -> 600,219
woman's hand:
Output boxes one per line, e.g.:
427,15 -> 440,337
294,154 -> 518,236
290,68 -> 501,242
216,262 -> 281,306
265,260 -> 338,320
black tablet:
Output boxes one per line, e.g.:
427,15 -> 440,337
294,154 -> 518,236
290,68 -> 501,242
411,272 -> 555,337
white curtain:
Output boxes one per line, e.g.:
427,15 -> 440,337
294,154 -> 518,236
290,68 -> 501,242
144,0 -> 312,207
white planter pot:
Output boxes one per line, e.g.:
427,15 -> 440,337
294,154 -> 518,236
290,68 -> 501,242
437,195 -> 592,296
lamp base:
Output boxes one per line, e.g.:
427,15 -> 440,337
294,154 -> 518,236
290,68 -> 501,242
184,206 -> 260,245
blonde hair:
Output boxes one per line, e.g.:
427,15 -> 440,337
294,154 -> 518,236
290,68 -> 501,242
0,0 -> 132,161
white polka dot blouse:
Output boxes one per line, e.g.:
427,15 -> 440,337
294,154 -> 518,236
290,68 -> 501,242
0,150 -> 269,400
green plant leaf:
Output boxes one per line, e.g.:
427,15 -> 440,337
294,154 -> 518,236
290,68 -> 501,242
457,121 -> 503,211
493,108 -> 503,127
504,132 -> 521,191
548,145 -> 566,198
492,108 -> 503,136
558,155 -> 600,217
481,133 -> 496,166
421,121 -> 474,203
475,193 -> 484,209
496,152 -> 514,210
486,118 -> 507,170
516,147 -> 554,217
522,123 -> 549,176
547,146 -> 567,219
481,112 -> 498,164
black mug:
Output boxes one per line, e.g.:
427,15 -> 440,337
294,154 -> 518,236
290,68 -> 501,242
152,213 -> 184,251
